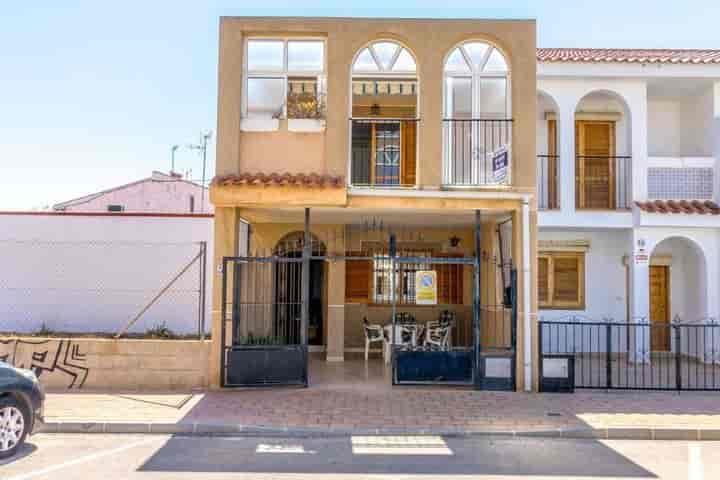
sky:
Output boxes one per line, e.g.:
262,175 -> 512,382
1,0 -> 719,210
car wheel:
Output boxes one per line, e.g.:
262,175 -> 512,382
0,397 -> 29,459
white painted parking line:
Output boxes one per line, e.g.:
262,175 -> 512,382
689,442 -> 704,480
351,435 -> 454,456
6,438 -> 156,480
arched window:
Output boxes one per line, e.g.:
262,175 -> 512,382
444,41 -> 509,119
443,41 -> 511,186
350,40 -> 418,187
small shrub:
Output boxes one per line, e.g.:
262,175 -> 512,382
145,322 -> 176,339
237,333 -> 283,346
35,322 -> 53,336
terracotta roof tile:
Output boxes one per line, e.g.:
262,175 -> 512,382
635,200 -> 720,215
213,172 -> 345,189
538,48 -> 720,65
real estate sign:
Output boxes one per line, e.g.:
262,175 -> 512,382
415,270 -> 437,305
491,147 -> 509,184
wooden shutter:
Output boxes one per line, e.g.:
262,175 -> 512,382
547,120 -> 558,209
401,120 -> 417,186
576,121 -> 615,209
538,252 -> 585,310
434,253 -> 463,305
345,252 -> 371,303
538,256 -> 550,306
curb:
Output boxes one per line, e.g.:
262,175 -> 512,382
38,422 -> 720,441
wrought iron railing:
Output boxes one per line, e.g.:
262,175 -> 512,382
442,119 -> 513,186
537,154 -> 560,210
539,318 -> 720,391
350,118 -> 419,188
575,155 -> 632,210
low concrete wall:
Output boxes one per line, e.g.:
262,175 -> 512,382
0,337 -> 211,391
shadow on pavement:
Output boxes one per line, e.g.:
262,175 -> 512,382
0,442 -> 38,466
138,435 -> 657,477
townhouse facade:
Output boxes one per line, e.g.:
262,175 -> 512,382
210,16 -> 537,391
536,49 -> 720,379
209,15 -> 720,392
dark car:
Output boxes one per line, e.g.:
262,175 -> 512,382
0,361 -> 44,458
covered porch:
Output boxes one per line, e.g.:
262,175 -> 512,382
212,201 -> 533,391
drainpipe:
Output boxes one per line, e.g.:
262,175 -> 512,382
522,197 -> 532,392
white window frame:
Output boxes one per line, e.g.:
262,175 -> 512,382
442,41 -> 512,185
242,37 -> 327,120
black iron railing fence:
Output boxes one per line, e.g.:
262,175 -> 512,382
442,119 -> 513,186
539,318 -> 720,391
537,154 -> 560,210
575,155 -> 632,210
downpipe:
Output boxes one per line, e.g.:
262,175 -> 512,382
522,198 -> 532,392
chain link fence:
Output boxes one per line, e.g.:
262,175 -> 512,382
0,240 -> 208,337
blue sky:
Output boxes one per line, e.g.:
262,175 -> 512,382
1,0 -> 719,209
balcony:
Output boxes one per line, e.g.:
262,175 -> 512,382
537,154 -> 559,210
442,119 -> 513,186
350,118 -> 418,187
575,155 -> 632,210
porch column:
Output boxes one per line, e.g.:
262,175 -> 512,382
326,226 -> 346,362
629,230 -> 651,363
209,207 -> 240,388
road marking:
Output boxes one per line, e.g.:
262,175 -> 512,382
689,442 -> 704,480
351,435 -> 454,456
7,437 -> 156,480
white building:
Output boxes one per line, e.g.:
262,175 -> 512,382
536,48 -> 720,358
53,171 -> 212,214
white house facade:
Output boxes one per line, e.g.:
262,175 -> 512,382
536,48 -> 720,364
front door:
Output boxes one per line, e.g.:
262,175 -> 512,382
576,120 -> 615,209
650,265 -> 670,351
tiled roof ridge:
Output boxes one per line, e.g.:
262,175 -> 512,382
635,200 -> 720,215
537,48 -> 720,64
213,172 -> 345,188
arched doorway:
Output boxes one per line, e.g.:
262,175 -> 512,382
537,90 -> 560,209
649,236 -> 707,351
350,39 -> 418,187
274,232 -> 327,346
574,90 -> 632,210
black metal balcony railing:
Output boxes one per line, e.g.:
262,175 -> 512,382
442,119 -> 513,186
350,118 -> 419,187
576,155 -> 632,210
537,154 -> 560,210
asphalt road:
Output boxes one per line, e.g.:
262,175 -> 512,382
1,433 -> 718,479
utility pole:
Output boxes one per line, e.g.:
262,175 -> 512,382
187,131 -> 212,213
170,145 -> 179,174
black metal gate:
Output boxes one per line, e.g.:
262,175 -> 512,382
221,255 -> 308,387
539,319 -> 720,392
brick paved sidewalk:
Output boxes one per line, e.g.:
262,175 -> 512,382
43,388 -> 720,438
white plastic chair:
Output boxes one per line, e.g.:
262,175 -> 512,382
363,317 -> 384,361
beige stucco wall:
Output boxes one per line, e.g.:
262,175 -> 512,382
1,337 -> 210,391
216,16 -> 537,192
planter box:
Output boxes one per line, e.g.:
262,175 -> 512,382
240,118 -> 279,132
225,345 -> 307,387
287,118 -> 326,133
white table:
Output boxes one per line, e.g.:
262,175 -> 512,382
382,324 -> 418,364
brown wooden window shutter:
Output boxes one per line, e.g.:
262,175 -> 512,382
344,252 -> 371,303
401,120 -> 416,186
537,256 -> 550,306
538,252 -> 585,310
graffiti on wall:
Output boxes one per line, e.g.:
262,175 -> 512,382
0,338 -> 89,388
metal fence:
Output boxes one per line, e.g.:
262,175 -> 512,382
0,240 -> 208,338
575,155 -> 632,210
442,119 -> 513,186
539,318 -> 720,391
537,154 -> 560,210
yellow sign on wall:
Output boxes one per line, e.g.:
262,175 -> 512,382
415,270 -> 437,305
